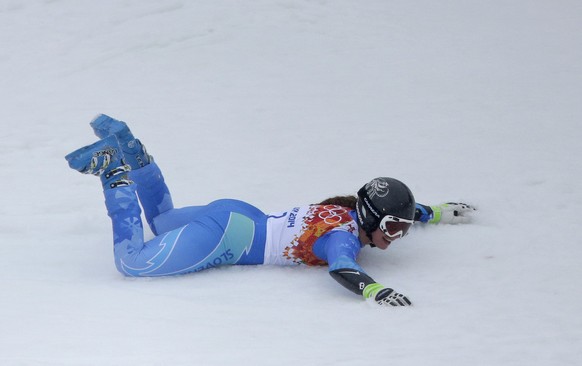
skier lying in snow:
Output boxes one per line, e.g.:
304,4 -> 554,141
65,114 -> 476,307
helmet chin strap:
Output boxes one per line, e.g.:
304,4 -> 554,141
358,225 -> 376,247
365,228 -> 376,247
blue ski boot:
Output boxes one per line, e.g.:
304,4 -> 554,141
65,135 -> 133,190
90,114 -> 152,170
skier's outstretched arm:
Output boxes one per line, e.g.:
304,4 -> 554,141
316,231 -> 412,307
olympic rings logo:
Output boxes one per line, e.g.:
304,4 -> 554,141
317,205 -> 348,225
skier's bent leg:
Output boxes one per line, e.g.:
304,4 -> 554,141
104,186 -> 260,276
128,162 -> 174,235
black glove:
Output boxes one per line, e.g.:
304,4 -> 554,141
375,288 -> 412,306
364,283 -> 412,307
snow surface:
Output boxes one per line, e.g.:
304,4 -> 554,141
1,1 -> 581,365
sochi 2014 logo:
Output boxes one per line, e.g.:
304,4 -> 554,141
366,178 -> 390,198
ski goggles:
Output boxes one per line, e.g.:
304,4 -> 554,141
378,215 -> 414,239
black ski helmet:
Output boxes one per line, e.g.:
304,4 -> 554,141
356,177 -> 416,235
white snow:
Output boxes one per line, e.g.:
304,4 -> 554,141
1,1 -> 581,365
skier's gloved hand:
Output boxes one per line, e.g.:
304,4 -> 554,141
363,283 -> 412,307
429,202 -> 476,224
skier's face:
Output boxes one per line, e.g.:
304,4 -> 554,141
359,228 -> 396,249
370,228 -> 394,250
